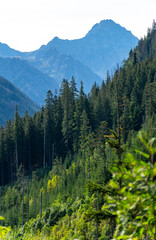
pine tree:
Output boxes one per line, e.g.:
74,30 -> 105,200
61,80 -> 74,152
44,90 -> 54,167
80,110 -> 90,184
5,120 -> 14,183
23,111 -> 32,172
0,127 -> 5,186
70,76 -> 78,100
13,106 -> 24,177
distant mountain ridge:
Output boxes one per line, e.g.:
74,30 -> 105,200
0,19 -> 138,98
0,57 -> 59,105
26,47 -> 102,91
34,19 -> 138,78
0,42 -> 23,58
0,75 -> 39,126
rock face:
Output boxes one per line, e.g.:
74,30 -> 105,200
0,76 -> 39,126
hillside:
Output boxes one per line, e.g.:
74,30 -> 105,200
0,76 -> 39,126
0,22 -> 155,240
0,57 -> 59,105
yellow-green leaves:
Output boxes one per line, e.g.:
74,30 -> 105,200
47,175 -> 59,192
47,179 -> 51,192
0,216 -> 10,239
52,175 -> 59,188
108,179 -> 119,190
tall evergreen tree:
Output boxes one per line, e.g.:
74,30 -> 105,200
13,106 -> 23,177
80,110 -> 90,184
0,127 -> 5,186
44,90 -> 54,167
61,80 -> 74,152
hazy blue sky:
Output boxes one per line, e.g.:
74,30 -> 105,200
0,0 -> 155,51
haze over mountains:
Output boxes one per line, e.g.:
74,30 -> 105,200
35,19 -> 138,78
0,19 -> 138,125
0,57 -> 58,105
26,47 -> 102,91
0,42 -> 23,58
0,76 -> 39,126
0,19 -> 138,86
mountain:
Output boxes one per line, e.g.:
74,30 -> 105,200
0,19 -> 138,93
0,42 -> 23,58
30,19 -> 138,79
0,22 -> 156,240
0,75 -> 39,126
26,47 -> 102,92
0,57 -> 59,105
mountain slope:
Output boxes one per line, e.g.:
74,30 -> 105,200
0,19 -> 138,92
0,21 -> 156,240
0,57 -> 59,105
32,19 -> 138,78
0,76 -> 39,126
0,42 -> 24,58
28,47 -> 102,92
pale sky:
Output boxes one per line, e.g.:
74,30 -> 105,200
0,0 -> 155,52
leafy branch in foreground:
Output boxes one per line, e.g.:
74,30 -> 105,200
110,131 -> 156,239
87,131 -> 156,239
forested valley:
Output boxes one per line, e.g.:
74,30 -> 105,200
0,23 -> 156,239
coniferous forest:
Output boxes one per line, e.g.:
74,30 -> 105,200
0,23 -> 156,239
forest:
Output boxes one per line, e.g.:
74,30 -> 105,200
0,23 -> 156,239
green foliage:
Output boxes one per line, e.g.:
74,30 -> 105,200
0,216 -> 10,239
105,131 -> 156,239
0,26 -> 156,188
105,129 -> 125,156
3,129 -> 156,240
0,21 -> 156,240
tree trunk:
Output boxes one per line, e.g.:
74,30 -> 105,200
27,177 -> 29,223
40,191 -> 42,218
0,187 -> 1,214
22,171 -> 24,226
43,112 -> 46,168
15,137 -> 18,176
52,143 -> 54,168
